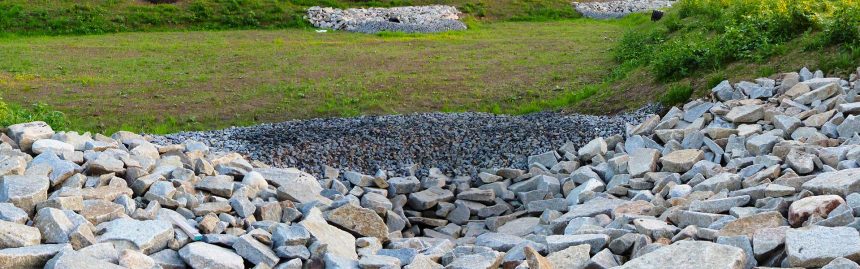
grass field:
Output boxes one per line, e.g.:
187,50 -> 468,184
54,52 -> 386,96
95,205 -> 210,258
0,0 -> 581,36
0,17 -> 642,134
3,0 -> 856,134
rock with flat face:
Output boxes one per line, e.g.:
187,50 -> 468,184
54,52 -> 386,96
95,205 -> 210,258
719,211 -> 787,238
0,220 -> 41,248
325,204 -> 389,241
0,174 -> 49,215
660,149 -> 704,173
45,249 -> 126,269
299,208 -> 357,260
617,240 -> 746,269
629,148 -> 660,177
497,217 -> 540,237
0,202 -> 29,224
276,183 -> 332,206
150,249 -> 187,269
233,234 -> 279,267
0,244 -> 72,269
546,244 -> 590,269
179,242 -> 244,269
195,175 -> 234,198
802,168 -> 860,196
359,254 -> 401,269
528,151 -> 559,169
578,137 -> 607,161
118,249 -> 157,269
7,121 -> 54,152
546,234 -> 609,254
407,187 -> 454,210
725,104 -> 763,123
794,82 -> 839,104
789,195 -> 845,227
838,115 -> 860,138
446,250 -> 503,269
524,246 -> 553,269
476,232 -> 528,252
32,139 -> 75,155
97,218 -> 174,255
81,200 -> 125,225
31,152 -> 81,187
786,226 -> 860,267
35,207 -> 75,244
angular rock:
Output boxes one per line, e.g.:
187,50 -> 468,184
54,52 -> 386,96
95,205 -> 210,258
407,187 -> 454,210
660,149 -> 704,173
299,208 -> 357,260
629,148 -> 660,177
546,234 -> 609,254
325,204 -> 389,241
719,211 -> 787,238
617,240 -> 746,269
0,174 -> 49,215
7,121 -> 54,152
233,234 -> 279,267
789,195 -> 845,227
546,244 -> 590,269
725,104 -> 764,123
0,244 -> 72,269
45,249 -> 125,269
802,168 -> 860,196
0,220 -> 41,248
179,242 -> 244,269
97,218 -> 174,255
786,226 -> 860,267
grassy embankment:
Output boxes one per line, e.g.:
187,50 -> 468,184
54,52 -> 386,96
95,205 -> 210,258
2,0 -> 859,133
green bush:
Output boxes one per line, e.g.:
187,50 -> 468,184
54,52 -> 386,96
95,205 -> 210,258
820,3 -> 860,47
0,99 -> 69,130
616,0 -> 857,81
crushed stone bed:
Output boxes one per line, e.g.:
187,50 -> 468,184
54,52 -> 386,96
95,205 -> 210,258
153,106 -> 660,177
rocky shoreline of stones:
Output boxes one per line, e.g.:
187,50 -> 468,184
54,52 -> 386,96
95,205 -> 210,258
573,0 -> 675,19
306,6 -> 467,34
0,66 -> 860,268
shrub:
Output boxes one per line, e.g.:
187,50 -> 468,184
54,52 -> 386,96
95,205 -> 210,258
659,84 -> 693,105
0,99 -> 69,130
615,0 -> 854,81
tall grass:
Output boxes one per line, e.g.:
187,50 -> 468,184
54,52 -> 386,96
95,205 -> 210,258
0,99 -> 69,130
614,0 -> 860,81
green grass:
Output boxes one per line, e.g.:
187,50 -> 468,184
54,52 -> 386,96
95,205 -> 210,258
0,99 -> 70,131
614,0 -> 860,82
0,0 -> 582,36
0,18 -> 636,134
566,0 -> 860,114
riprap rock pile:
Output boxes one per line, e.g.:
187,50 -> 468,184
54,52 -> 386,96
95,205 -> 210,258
1,66 -> 860,268
573,0 -> 675,19
306,5 -> 467,34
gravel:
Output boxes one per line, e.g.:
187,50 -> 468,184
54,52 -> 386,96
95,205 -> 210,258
573,0 -> 675,19
153,105 -> 661,177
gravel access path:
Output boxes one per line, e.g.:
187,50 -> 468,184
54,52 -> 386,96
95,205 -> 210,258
154,105 -> 660,177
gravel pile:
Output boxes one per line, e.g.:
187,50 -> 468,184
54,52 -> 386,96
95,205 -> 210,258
3,66 -> 860,269
306,5 -> 467,34
154,106 -> 661,178
573,0 -> 675,19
